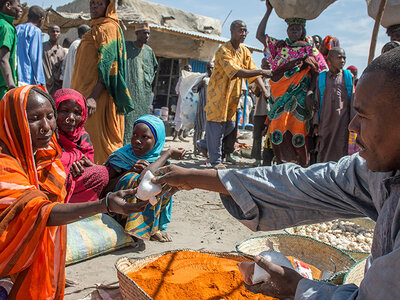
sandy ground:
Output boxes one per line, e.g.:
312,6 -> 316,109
65,132 -> 281,299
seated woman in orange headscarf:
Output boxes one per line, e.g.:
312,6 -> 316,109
0,86 -> 147,299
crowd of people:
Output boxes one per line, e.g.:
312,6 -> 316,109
0,0 -> 399,298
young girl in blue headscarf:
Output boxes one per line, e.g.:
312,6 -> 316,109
105,115 -> 185,242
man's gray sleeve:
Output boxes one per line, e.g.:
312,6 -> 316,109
218,154 -> 399,299
296,238 -> 400,299
218,154 -> 380,232
295,279 -> 358,300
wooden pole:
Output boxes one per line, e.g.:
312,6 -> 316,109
368,0 -> 388,64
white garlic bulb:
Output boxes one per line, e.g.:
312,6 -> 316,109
292,219 -> 373,252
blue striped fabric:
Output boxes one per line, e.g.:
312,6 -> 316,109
66,214 -> 132,265
189,59 -> 207,73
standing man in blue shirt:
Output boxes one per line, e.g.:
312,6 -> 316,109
16,6 -> 46,86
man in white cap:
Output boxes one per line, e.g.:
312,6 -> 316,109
123,21 -> 158,145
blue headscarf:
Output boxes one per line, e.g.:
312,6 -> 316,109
105,115 -> 166,172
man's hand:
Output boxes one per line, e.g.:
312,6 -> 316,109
106,189 -> 148,215
87,97 -> 97,116
0,46 -> 16,91
130,159 -> 150,174
153,165 -> 195,197
261,69 -> 272,78
244,256 -> 303,299
168,148 -> 186,160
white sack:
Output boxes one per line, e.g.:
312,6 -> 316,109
367,0 -> 400,28
177,70 -> 205,130
269,0 -> 337,20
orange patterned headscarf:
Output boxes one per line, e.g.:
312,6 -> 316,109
323,35 -> 340,52
0,86 -> 67,299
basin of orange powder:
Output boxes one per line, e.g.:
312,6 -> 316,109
126,251 -> 321,300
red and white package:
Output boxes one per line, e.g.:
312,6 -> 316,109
293,259 -> 313,279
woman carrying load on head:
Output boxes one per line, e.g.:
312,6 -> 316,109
256,0 -> 328,166
71,0 -> 134,164
0,86 -> 146,299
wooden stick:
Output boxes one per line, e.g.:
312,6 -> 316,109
368,0 -> 388,64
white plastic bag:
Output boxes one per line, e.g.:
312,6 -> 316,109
238,240 -> 295,285
177,70 -> 205,130
136,170 -> 161,205
180,91 -> 199,130
366,0 -> 400,28
269,0 -> 337,20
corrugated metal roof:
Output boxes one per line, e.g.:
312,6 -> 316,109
147,24 -> 263,53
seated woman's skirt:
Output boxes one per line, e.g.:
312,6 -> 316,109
67,165 -> 109,203
115,172 -> 173,239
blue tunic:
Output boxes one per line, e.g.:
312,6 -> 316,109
16,23 -> 45,85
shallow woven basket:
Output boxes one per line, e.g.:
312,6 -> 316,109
340,217 -> 376,230
343,258 -> 367,286
115,249 -> 249,300
284,223 -> 372,262
236,234 -> 356,282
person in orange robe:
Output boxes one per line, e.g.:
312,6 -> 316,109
71,0 -> 133,164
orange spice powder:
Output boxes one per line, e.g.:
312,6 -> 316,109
127,251 -> 322,300
127,251 -> 276,300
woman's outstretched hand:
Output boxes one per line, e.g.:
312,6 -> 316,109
106,189 -> 148,215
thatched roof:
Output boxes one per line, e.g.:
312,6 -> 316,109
56,0 -> 222,36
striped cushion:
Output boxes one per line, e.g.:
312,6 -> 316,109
66,214 -> 132,265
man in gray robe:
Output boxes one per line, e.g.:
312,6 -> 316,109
314,48 -> 354,163
43,25 -> 67,96
153,47 -> 400,299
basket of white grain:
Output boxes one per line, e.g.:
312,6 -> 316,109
284,218 -> 375,261
343,258 -> 367,286
366,0 -> 400,28
236,233 -> 356,284
267,0 -> 337,20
